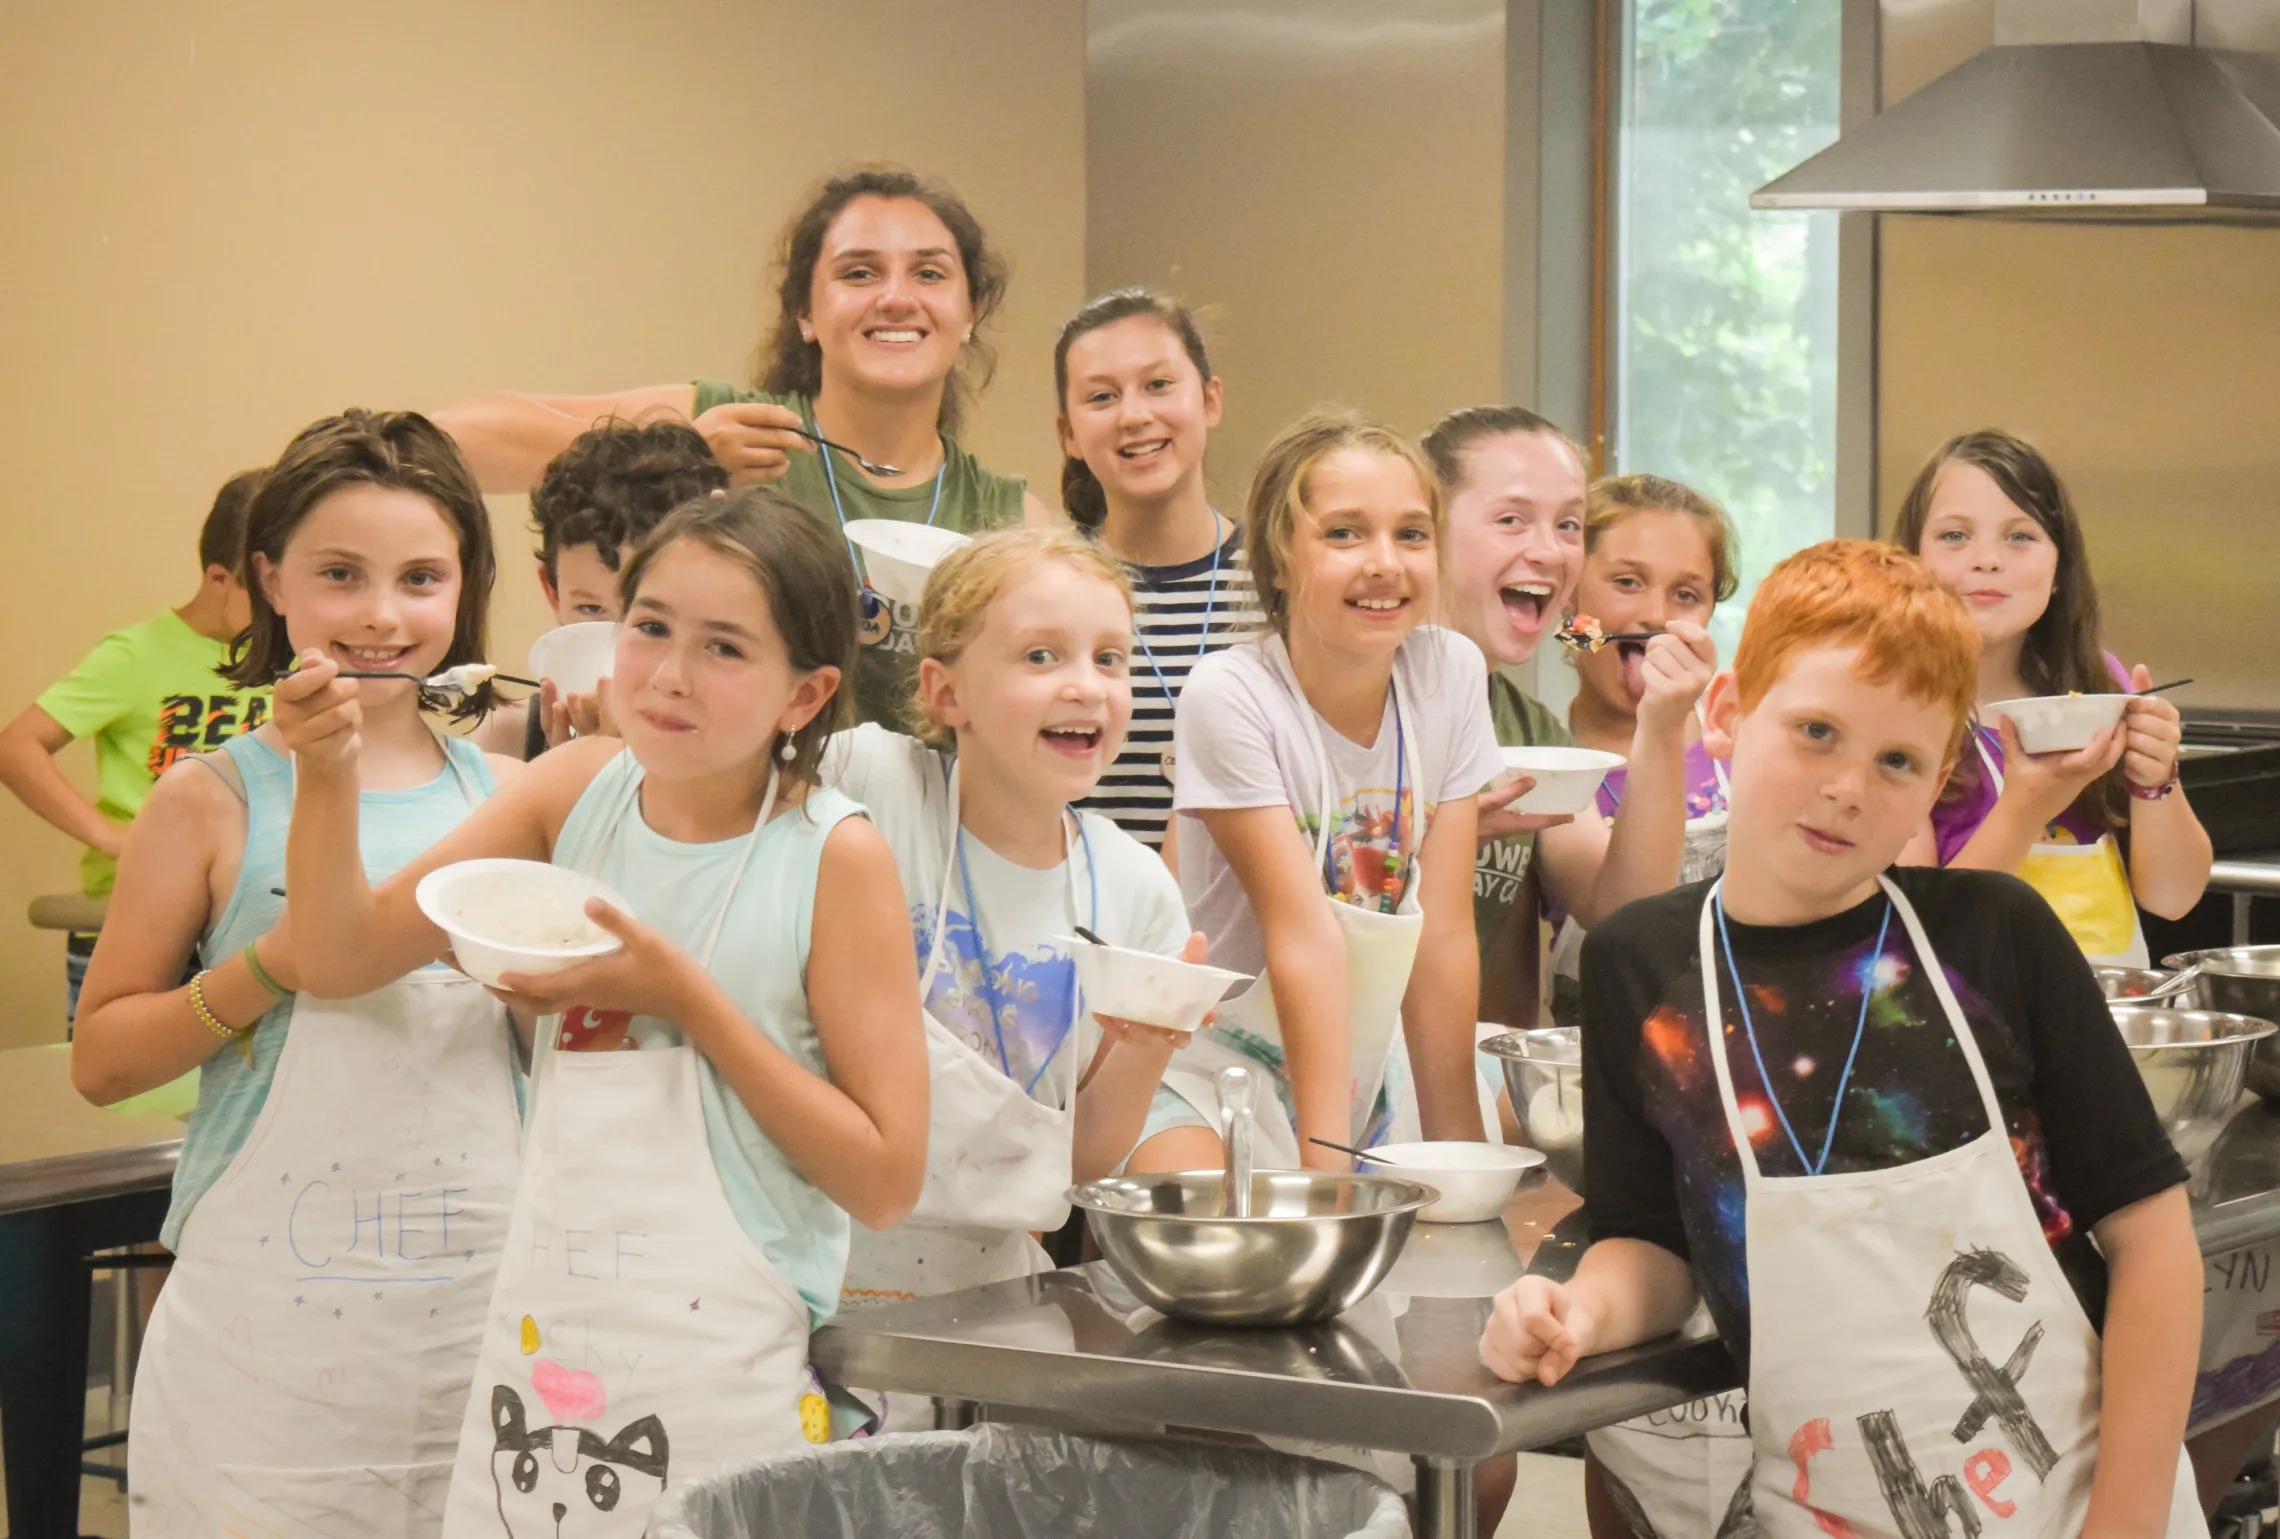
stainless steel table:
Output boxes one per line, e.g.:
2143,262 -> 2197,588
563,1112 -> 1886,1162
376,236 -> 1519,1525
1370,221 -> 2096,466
814,1106 -> 2280,1539
2209,851 -> 2280,948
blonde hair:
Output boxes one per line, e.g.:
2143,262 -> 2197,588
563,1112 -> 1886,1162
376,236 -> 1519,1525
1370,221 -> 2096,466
1584,473 -> 1740,604
1244,407 -> 1443,643
910,527 -> 1134,748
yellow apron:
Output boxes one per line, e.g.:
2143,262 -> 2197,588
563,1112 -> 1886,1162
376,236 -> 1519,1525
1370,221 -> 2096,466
1974,734 -> 2147,967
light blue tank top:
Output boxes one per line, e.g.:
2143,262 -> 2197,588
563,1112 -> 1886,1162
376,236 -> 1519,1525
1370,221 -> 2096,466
163,732 -> 495,1250
551,750 -> 862,1325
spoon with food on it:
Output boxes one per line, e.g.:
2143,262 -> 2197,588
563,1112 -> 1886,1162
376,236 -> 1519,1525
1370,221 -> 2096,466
1552,613 -> 1661,654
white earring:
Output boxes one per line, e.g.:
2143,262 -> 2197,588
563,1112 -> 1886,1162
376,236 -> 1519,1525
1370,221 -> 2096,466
963,329 -> 973,342
779,738 -> 798,762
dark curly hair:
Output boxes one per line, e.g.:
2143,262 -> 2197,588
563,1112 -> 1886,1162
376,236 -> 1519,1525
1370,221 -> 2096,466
224,410 -> 497,722
531,419 -> 728,582
752,166 -> 1009,436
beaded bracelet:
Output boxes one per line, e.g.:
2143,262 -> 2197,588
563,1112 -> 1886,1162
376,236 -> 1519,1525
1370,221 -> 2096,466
189,971 -> 256,1064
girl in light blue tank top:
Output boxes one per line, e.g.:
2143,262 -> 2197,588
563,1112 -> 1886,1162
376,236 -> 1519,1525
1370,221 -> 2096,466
164,731 -> 492,1248
275,489 -> 928,1500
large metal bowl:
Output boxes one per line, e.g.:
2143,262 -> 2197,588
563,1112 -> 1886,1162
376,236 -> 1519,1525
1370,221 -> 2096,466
1479,1029 -> 1585,1196
2161,948 -> 2280,1100
2110,1006 -> 2275,1167
1070,1171 -> 1435,1327
2093,965 -> 2185,1002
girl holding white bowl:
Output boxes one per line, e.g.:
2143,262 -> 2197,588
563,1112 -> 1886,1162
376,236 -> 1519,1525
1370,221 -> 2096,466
274,490 -> 928,1532
70,411 -> 526,1534
1419,407 -> 1715,1030
1895,429 -> 2210,965
820,527 -> 1200,1316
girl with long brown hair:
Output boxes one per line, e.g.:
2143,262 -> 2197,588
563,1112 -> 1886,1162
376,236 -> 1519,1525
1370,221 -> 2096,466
1894,429 -> 2209,964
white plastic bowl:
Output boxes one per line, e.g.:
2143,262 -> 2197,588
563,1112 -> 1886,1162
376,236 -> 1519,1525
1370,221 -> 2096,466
1492,746 -> 1626,816
1982,693 -> 2130,755
416,858 -> 632,989
1063,937 -> 1251,1035
843,520 -> 974,609
1358,1141 -> 1544,1224
526,622 -> 618,696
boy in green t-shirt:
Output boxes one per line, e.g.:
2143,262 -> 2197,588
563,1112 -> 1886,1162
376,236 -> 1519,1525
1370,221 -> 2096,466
0,471 -> 269,1017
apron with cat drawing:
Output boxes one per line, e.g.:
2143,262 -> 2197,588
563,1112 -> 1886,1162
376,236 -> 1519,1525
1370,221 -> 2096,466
1168,636 -> 1425,1166
438,767 -> 816,1539
129,750 -> 518,1539
1700,874 -> 2199,1539
840,759 -> 1090,1308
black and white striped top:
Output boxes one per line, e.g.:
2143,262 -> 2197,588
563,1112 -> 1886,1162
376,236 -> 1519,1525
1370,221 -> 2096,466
1085,525 -> 1265,847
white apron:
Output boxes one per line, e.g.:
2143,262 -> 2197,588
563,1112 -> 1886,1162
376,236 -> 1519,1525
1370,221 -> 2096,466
437,768 -> 817,1538
841,762 -> 1090,1307
1975,732 -> 2148,967
1701,874 -> 2200,1539
1170,638 -> 1425,1166
127,972 -> 521,1539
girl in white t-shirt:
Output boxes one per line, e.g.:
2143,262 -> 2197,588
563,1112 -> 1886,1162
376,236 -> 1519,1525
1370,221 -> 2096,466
824,527 -> 1195,1308
1141,409 -> 1503,1173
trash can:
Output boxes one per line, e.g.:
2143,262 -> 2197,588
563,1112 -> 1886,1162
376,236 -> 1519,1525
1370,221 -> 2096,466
650,1423 -> 1412,1539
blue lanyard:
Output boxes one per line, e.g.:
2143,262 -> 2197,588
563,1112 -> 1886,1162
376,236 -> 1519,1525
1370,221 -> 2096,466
1714,893 -> 1891,1177
953,811 -> 1100,1094
812,408 -> 947,585
1324,695 -> 1407,914
1131,515 -> 1225,707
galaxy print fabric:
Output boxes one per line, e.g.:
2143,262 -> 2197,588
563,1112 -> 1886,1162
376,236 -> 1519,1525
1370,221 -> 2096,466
1581,870 -> 2183,1380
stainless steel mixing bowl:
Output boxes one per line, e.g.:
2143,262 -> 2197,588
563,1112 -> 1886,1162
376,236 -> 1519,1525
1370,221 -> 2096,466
2161,948 -> 2280,1100
1478,1029 -> 1586,1196
1069,1171 -> 1436,1327
2093,965 -> 2188,1002
2110,1006 -> 2275,1167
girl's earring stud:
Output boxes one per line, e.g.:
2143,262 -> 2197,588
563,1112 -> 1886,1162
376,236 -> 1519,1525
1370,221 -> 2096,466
779,738 -> 798,763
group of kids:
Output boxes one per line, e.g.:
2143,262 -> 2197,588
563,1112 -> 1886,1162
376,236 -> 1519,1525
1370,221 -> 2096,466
0,165 -> 2228,1538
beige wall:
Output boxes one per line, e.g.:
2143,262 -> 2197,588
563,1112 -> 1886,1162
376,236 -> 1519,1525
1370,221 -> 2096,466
1084,0 -> 1506,507
0,1 -> 1085,1045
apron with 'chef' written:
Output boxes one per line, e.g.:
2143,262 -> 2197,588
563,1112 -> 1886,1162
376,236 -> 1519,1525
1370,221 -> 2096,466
1700,874 -> 2200,1539
129,743 -> 518,1539
438,765 -> 821,1539
1166,635 -> 1425,1166
840,758 -> 1090,1308
1973,730 -> 2148,967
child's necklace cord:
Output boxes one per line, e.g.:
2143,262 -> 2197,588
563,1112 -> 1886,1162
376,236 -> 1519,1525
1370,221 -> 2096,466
1715,893 -> 1892,1177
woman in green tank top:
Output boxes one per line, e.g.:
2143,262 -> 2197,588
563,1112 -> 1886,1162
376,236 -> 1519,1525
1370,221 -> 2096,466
433,167 -> 1050,727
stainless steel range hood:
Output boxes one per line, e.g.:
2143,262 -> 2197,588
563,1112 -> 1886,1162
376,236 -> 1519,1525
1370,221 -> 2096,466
1753,0 -> 2280,219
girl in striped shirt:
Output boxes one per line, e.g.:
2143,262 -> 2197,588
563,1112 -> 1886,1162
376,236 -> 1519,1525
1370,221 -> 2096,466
1054,290 -> 1263,855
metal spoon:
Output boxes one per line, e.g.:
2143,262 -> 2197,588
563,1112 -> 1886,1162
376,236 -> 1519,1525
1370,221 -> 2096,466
1309,1136 -> 1390,1163
1217,1064 -> 1256,1218
790,425 -> 902,478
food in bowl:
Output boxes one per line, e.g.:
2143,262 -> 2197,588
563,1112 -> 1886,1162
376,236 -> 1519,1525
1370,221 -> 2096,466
1359,1141 -> 1545,1224
415,858 -> 633,989
1064,937 -> 1250,1034
1492,746 -> 1627,816
1981,692 -> 2129,755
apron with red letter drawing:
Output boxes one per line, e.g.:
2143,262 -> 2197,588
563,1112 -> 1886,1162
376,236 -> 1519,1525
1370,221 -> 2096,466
1700,873 -> 2201,1539
438,766 -> 816,1539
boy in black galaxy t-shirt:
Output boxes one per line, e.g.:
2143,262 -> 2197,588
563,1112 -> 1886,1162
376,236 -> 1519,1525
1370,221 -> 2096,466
1480,542 -> 2203,1539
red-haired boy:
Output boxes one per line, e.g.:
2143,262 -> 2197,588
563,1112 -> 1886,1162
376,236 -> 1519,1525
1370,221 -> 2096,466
1481,541 -> 2203,1537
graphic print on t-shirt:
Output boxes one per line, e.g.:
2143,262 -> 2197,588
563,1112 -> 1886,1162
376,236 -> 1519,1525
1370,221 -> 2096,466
1637,926 -> 2090,1373
148,691 -> 269,777
912,901 -> 1076,1096
1299,783 -> 1420,911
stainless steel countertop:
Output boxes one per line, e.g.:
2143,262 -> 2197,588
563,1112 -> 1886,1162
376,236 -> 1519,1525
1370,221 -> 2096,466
0,1044 -> 184,1217
813,1100 -> 2280,1462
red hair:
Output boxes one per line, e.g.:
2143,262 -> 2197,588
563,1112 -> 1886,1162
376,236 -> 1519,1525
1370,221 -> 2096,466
1733,540 -> 1979,760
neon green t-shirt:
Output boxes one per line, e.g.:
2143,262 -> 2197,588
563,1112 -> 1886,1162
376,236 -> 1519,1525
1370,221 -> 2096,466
34,610 -> 269,896
690,383 -> 1025,728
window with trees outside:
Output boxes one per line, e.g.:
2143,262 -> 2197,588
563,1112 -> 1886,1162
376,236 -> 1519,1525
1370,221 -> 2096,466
1612,0 -> 1841,652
